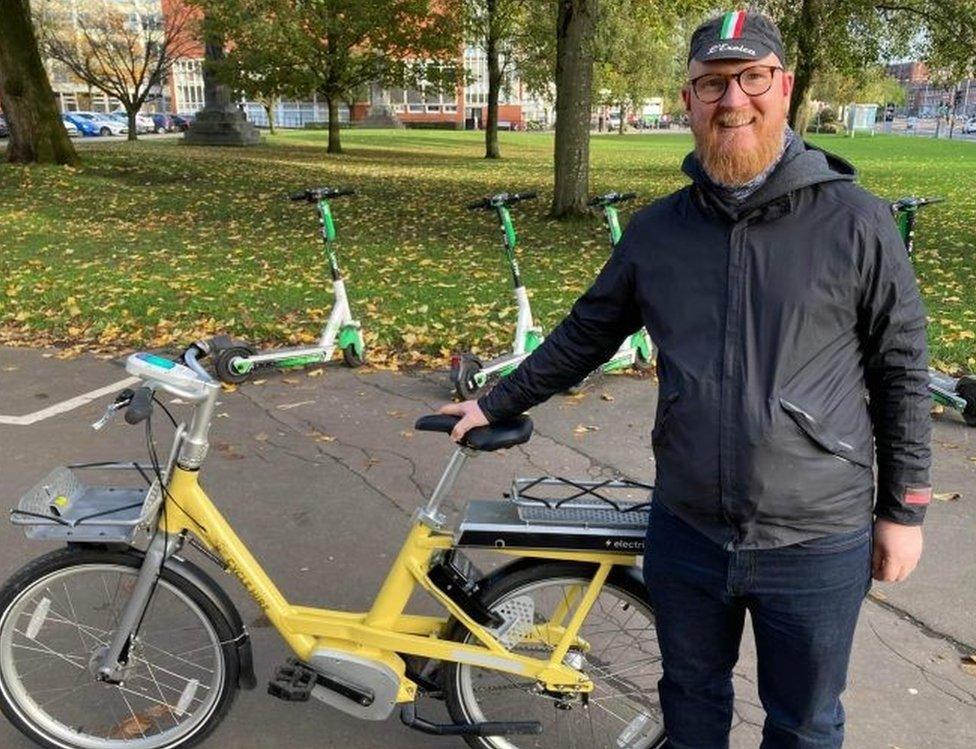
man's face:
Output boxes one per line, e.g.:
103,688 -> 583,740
682,53 -> 794,186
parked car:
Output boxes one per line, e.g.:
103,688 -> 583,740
150,113 -> 175,133
110,109 -> 154,133
170,113 -> 195,131
70,111 -> 128,136
962,118 -> 976,134
0,114 -> 8,138
62,112 -> 101,137
60,115 -> 80,137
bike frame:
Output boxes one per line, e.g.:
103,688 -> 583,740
96,382 -> 638,701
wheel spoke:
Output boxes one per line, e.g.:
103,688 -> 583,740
1,560 -> 227,749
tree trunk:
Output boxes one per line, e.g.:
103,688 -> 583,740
326,96 -> 341,154
0,0 -> 79,165
126,108 -> 138,141
551,0 -> 596,218
265,98 -> 276,135
485,0 -> 501,159
788,0 -> 819,135
618,102 -> 625,134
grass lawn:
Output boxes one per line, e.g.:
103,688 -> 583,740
0,129 -> 974,372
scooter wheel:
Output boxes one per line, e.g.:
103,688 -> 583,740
633,348 -> 655,373
214,345 -> 255,385
956,375 -> 976,426
454,354 -> 486,401
342,343 -> 366,368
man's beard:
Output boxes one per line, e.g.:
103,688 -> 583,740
692,108 -> 785,187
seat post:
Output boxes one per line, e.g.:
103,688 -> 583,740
417,447 -> 473,528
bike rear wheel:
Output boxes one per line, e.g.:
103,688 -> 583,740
442,561 -> 665,749
0,548 -> 239,749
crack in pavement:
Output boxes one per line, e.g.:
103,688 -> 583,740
866,618 -> 976,707
531,423 -> 643,483
237,390 -> 420,518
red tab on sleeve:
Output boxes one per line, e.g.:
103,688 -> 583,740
904,486 -> 932,505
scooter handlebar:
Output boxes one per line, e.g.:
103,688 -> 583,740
466,191 -> 538,210
290,187 -> 356,202
588,191 -> 637,207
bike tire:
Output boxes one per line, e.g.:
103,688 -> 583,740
441,561 -> 665,749
0,547 -> 240,749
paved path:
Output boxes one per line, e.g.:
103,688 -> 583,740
0,346 -> 974,748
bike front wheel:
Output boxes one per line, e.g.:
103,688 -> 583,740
442,561 -> 665,749
0,547 -> 239,749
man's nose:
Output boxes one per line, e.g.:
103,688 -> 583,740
718,76 -> 751,108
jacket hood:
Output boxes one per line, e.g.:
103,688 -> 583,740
681,134 -> 856,220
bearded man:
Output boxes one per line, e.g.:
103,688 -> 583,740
442,10 -> 931,748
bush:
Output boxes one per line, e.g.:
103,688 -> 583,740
402,121 -> 463,130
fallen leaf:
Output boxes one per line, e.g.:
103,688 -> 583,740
277,400 -> 316,410
959,657 -> 976,677
600,392 -> 614,402
254,432 -> 269,442
573,424 -> 600,434
306,369 -> 323,378
933,492 -> 961,502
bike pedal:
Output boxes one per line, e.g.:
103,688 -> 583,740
268,658 -> 316,701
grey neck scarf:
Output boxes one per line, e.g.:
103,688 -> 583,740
705,126 -> 795,204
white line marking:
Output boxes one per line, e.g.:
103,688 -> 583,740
0,377 -> 140,426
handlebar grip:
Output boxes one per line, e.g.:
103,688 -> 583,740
467,198 -> 489,210
289,190 -> 309,201
124,387 -> 154,425
513,191 -> 538,202
619,192 -> 637,201
336,188 -> 356,197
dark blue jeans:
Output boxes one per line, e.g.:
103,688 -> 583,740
643,502 -> 872,749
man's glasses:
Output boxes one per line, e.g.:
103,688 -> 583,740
689,65 -> 783,104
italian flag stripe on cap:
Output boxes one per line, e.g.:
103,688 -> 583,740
720,10 -> 746,39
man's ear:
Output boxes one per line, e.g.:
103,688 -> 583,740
781,69 -> 795,99
681,85 -> 692,112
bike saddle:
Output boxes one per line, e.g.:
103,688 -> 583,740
415,414 -> 533,451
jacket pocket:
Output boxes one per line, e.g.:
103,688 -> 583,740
779,398 -> 871,468
652,390 -> 680,445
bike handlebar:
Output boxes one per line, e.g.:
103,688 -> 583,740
466,191 -> 538,211
290,187 -> 356,203
588,191 -> 637,207
124,386 -> 154,425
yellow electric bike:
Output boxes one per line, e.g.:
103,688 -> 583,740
1,341 -> 664,749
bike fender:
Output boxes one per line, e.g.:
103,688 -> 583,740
164,553 -> 258,690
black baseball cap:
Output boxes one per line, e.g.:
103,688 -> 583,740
688,11 -> 785,66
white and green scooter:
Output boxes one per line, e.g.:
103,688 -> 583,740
590,191 -> 654,373
211,187 -> 365,384
892,195 -> 976,425
451,191 -> 544,400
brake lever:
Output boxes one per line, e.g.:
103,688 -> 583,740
92,388 -> 135,431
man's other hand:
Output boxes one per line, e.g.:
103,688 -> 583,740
438,400 -> 489,443
872,519 -> 923,582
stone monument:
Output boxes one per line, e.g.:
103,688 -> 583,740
184,38 -> 261,146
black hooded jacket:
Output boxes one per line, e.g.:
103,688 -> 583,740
478,137 -> 931,550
